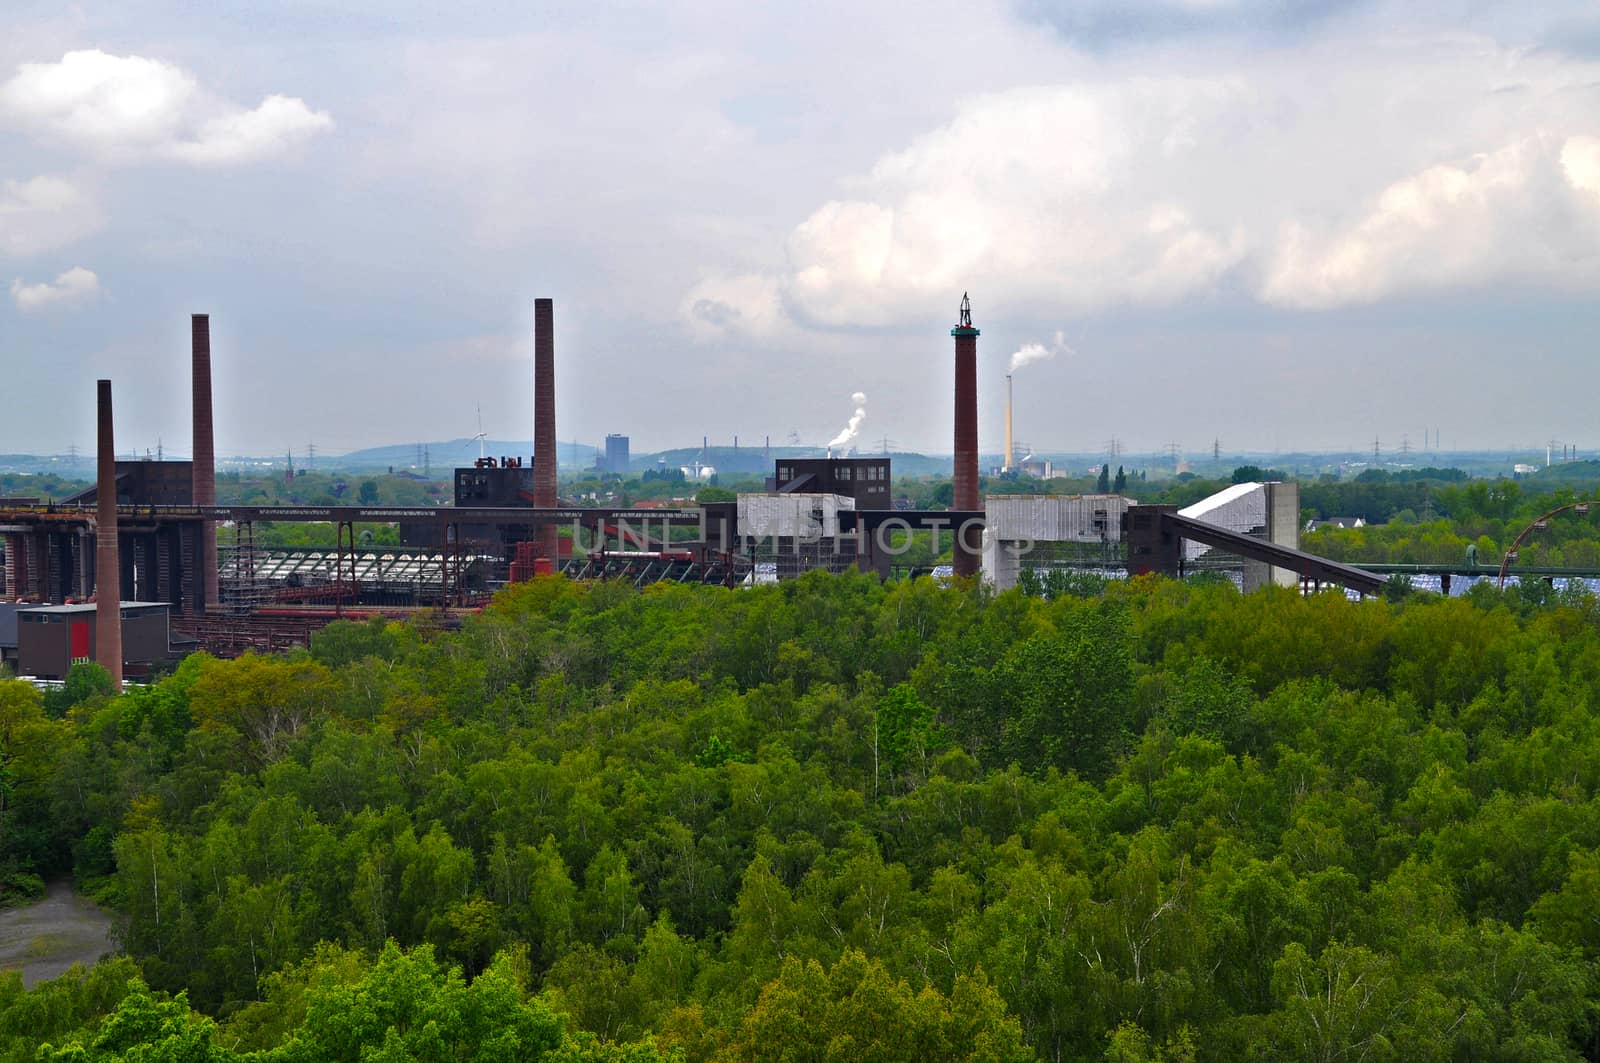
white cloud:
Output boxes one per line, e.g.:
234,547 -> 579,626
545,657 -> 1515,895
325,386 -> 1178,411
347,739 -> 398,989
10,265 -> 99,311
1564,134 -> 1600,199
167,94 -> 333,166
0,50 -> 332,165
0,174 -> 101,257
703,79 -> 1251,333
1261,135 -> 1600,308
685,37 -> 1600,334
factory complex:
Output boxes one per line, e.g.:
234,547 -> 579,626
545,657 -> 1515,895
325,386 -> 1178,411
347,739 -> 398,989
0,297 -> 1384,685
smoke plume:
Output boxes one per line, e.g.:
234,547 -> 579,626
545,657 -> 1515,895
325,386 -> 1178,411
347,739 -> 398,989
1009,330 -> 1074,373
827,391 -> 868,451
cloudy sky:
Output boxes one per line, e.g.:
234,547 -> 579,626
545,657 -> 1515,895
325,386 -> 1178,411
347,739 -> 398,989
3,1 -> 1599,460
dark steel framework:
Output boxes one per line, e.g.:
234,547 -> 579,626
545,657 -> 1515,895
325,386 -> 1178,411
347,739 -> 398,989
1126,505 -> 1388,596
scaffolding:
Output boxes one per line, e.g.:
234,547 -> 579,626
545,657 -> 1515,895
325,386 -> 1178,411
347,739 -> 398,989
219,522 -> 267,615
220,540 -> 498,609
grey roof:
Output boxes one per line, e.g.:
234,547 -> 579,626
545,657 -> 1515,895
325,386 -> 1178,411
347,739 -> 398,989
19,601 -> 169,616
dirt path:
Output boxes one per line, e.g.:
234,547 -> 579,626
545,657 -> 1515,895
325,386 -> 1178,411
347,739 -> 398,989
0,880 -> 118,987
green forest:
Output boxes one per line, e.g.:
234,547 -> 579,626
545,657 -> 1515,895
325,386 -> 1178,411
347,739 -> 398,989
6,572 -> 1600,1060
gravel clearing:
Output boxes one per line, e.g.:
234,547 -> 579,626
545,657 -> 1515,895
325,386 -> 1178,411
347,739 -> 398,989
0,881 -> 117,987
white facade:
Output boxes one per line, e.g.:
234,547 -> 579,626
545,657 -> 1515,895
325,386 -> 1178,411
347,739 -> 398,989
1180,481 -> 1300,590
736,493 -> 856,540
982,494 -> 1131,591
984,494 -> 1130,543
981,483 -> 1301,592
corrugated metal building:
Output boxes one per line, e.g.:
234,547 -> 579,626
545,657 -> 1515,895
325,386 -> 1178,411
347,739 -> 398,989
982,494 -> 1131,591
736,493 -> 859,579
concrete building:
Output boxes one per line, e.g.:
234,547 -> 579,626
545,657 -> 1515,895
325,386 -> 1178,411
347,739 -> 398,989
1177,481 -> 1301,591
981,482 -> 1301,592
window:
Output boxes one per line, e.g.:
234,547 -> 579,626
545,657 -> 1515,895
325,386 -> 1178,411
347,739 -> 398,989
837,467 -> 851,480
778,466 -> 791,479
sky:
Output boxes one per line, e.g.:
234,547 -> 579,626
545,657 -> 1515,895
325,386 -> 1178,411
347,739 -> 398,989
2,0 -> 1600,460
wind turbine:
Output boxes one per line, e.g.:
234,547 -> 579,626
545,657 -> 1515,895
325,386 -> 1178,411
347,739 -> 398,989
469,404 -> 488,461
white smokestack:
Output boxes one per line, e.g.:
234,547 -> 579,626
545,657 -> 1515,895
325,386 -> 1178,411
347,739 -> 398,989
1004,374 -> 1014,471
827,391 -> 868,453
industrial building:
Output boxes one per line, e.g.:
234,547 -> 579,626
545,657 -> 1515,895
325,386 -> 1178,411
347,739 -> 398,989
982,494 -> 1132,590
1177,481 -> 1301,591
14,602 -> 177,681
981,483 -> 1303,593
770,457 -> 892,509
735,493 -> 862,580
0,605 -> 17,673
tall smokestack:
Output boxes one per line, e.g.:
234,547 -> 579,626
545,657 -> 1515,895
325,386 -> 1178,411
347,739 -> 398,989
95,380 -> 122,690
532,298 -> 559,563
191,314 -> 218,612
1004,374 -> 1014,473
952,294 -> 980,578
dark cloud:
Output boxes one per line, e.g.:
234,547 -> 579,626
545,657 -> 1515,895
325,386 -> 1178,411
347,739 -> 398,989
1017,0 -> 1370,48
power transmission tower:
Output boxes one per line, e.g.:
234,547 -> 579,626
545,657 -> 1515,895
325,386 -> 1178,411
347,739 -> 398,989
306,442 -> 316,471
1165,442 -> 1181,468
878,435 -> 895,456
1373,437 -> 1381,461
1399,434 -> 1410,458
1213,438 -> 1221,462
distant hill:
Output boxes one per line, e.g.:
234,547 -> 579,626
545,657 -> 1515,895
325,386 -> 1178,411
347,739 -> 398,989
630,447 -> 953,479
335,439 -> 599,471
1528,459 -> 1600,482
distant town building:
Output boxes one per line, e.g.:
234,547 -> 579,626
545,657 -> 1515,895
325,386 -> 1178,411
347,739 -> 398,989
1306,516 -> 1368,532
605,434 -> 630,475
